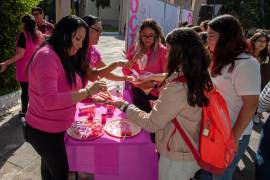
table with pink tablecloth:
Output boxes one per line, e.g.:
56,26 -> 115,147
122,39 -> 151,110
65,90 -> 158,180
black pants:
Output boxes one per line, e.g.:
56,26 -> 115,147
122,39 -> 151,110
132,86 -> 158,142
24,123 -> 69,180
132,86 -> 158,113
19,82 -> 28,114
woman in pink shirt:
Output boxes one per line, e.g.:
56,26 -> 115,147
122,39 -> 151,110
83,14 -> 132,81
0,15 -> 43,116
24,15 -> 124,180
123,19 -> 167,113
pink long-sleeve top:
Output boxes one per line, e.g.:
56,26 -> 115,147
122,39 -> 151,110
26,45 -> 84,133
122,43 -> 167,75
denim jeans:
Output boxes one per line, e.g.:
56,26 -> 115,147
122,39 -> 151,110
256,117 -> 270,180
213,135 -> 251,180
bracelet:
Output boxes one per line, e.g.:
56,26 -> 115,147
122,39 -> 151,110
85,88 -> 91,97
123,103 -> 129,113
119,101 -> 129,112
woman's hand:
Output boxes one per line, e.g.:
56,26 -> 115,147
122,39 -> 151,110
134,80 -> 155,90
86,81 -> 107,96
125,76 -> 136,82
106,99 -> 125,109
0,62 -> 8,73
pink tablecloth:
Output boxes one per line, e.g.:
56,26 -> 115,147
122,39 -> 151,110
65,90 -> 158,180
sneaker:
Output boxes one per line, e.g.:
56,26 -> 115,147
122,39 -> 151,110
20,117 -> 26,127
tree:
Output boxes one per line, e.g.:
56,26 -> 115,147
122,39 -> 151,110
91,0 -> 110,17
38,0 -> 56,23
207,0 -> 270,29
0,0 -> 41,95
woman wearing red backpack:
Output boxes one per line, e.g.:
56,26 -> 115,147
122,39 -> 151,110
208,15 -> 260,180
105,28 -> 214,180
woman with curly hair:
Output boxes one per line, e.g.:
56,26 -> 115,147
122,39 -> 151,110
208,14 -> 260,180
105,28 -> 213,180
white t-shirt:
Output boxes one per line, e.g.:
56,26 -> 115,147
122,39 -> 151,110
211,53 -> 261,138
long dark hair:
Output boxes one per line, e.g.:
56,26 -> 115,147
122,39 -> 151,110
29,15 -> 89,88
250,31 -> 269,63
209,14 -> 249,77
22,14 -> 38,42
83,14 -> 101,27
166,28 -> 213,107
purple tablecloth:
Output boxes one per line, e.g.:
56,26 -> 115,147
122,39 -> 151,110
65,90 -> 158,180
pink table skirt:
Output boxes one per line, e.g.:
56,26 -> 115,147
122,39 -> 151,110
65,90 -> 158,180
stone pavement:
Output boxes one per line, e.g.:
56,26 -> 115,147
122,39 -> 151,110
0,34 -> 262,180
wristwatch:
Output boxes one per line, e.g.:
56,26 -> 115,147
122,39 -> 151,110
119,101 -> 129,112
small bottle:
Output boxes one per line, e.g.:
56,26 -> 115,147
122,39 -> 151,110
101,114 -> 107,125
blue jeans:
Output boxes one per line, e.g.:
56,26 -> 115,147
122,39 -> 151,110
256,117 -> 270,180
212,135 -> 251,180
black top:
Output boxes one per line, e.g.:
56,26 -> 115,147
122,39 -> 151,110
17,32 -> 26,49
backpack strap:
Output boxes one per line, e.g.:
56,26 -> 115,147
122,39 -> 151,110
172,118 -> 200,162
169,75 -> 200,161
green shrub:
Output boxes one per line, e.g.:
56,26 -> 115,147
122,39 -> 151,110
0,0 -> 41,96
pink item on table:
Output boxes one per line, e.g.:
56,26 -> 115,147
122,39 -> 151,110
106,104 -> 115,115
79,104 -> 96,113
101,114 -> 107,125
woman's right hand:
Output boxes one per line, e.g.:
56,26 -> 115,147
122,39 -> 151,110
86,81 -> 107,96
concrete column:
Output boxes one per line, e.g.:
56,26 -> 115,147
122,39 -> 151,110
119,0 -> 128,35
192,0 -> 207,24
56,0 -> 71,22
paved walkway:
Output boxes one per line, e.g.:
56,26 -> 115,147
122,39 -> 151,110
0,34 -> 262,180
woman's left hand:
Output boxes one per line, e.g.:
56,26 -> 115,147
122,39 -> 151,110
106,99 -> 125,109
134,80 -> 155,90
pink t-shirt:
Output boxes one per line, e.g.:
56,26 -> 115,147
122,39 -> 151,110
16,31 -> 43,82
87,45 -> 102,68
123,44 -> 167,75
26,45 -> 84,133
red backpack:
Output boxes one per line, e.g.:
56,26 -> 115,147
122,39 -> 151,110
169,76 -> 236,175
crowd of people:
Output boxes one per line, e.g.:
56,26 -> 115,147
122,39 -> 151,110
0,6 -> 270,180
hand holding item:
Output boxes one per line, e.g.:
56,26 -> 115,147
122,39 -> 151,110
86,81 -> 107,96
133,80 -> 157,90
125,75 -> 136,82
91,95 -> 107,104
106,99 -> 125,109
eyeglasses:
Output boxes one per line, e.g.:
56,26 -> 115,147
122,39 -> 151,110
141,34 -> 156,40
90,27 -> 102,34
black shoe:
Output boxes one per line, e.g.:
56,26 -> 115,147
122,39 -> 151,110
18,111 -> 25,118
